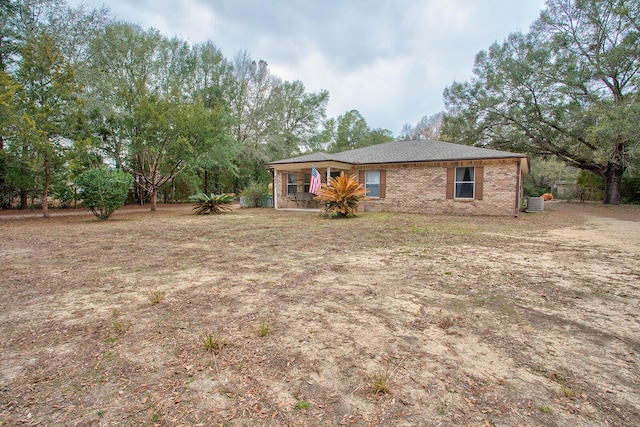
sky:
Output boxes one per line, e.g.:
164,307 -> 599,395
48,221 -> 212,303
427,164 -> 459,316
68,0 -> 547,136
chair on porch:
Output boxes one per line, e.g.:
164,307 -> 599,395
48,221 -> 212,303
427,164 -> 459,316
294,192 -> 315,208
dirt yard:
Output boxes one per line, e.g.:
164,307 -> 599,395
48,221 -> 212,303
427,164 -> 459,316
1,202 -> 638,426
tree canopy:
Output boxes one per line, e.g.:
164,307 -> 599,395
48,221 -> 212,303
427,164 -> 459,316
0,0 -> 392,213
442,0 -> 640,204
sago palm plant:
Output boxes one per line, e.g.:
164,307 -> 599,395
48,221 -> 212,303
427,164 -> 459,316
316,172 -> 367,218
189,193 -> 235,215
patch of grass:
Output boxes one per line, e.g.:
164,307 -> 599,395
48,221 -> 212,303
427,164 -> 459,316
539,405 -> 553,414
149,291 -> 165,305
112,320 -> 128,333
97,410 -> 105,418
472,297 -> 485,306
103,337 -> 117,344
294,400 -> 311,410
201,333 -> 226,353
370,372 -> 391,395
531,364 -> 547,374
258,322 -> 270,337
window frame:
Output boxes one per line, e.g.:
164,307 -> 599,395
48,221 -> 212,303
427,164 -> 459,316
454,166 -> 475,199
286,173 -> 298,196
365,170 -> 381,198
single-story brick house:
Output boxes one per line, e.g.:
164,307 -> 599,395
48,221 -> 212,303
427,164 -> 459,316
267,139 -> 530,216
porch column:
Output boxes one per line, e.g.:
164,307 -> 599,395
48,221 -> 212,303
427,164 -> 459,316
273,169 -> 278,209
326,167 -> 330,183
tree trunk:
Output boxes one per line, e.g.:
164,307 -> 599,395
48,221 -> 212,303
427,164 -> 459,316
20,189 -> 28,210
42,157 -> 50,218
204,170 -> 209,195
603,162 -> 624,205
150,190 -> 157,211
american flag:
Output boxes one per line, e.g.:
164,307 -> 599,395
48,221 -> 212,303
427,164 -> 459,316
309,165 -> 321,194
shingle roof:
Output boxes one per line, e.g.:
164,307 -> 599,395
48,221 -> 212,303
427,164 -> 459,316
268,139 -> 526,166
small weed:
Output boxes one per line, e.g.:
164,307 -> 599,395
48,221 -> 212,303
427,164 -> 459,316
112,320 -> 129,333
103,337 -> 117,344
201,334 -> 226,353
561,385 -> 576,398
531,364 -> 547,374
151,413 -> 160,423
258,322 -> 270,337
103,351 -> 114,362
437,318 -> 455,330
539,405 -> 553,414
370,372 -> 391,395
294,400 -> 311,410
97,410 -> 105,418
149,291 -> 165,305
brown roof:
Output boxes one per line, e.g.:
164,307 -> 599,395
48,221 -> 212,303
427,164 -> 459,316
268,139 -> 527,166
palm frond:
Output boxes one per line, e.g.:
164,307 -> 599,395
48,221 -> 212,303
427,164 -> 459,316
316,172 -> 366,218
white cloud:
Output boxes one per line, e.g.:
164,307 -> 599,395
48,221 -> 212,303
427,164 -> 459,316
69,0 -> 546,135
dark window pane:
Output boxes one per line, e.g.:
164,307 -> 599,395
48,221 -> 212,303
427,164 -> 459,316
287,174 -> 298,196
456,183 -> 474,198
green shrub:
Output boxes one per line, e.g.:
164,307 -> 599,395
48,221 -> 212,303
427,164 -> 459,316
53,183 -> 78,208
576,170 -> 605,202
189,193 -> 234,215
239,182 -> 268,208
75,167 -> 133,221
621,175 -> 640,204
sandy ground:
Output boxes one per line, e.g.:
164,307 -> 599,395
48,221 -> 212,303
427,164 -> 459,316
0,201 -> 639,426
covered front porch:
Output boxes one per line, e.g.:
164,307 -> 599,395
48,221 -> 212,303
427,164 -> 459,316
269,160 -> 352,210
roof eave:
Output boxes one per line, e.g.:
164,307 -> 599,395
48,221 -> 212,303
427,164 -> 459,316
267,160 -> 354,171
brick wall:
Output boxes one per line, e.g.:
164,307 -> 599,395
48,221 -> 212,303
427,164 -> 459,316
357,159 -> 521,216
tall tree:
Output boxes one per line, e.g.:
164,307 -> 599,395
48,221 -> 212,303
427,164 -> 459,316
267,80 -> 329,160
86,23 -> 165,204
0,0 -> 19,71
227,52 -> 282,188
327,110 -> 392,152
306,117 -> 337,153
443,0 -> 640,204
189,41 -> 238,194
0,71 -> 20,207
127,95 -> 190,211
14,29 -> 77,216
330,109 -> 370,152
400,112 -> 444,141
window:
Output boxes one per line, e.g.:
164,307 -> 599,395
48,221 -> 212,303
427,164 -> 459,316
455,167 -> 474,199
365,170 -> 380,198
304,172 -> 311,192
287,173 -> 298,196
